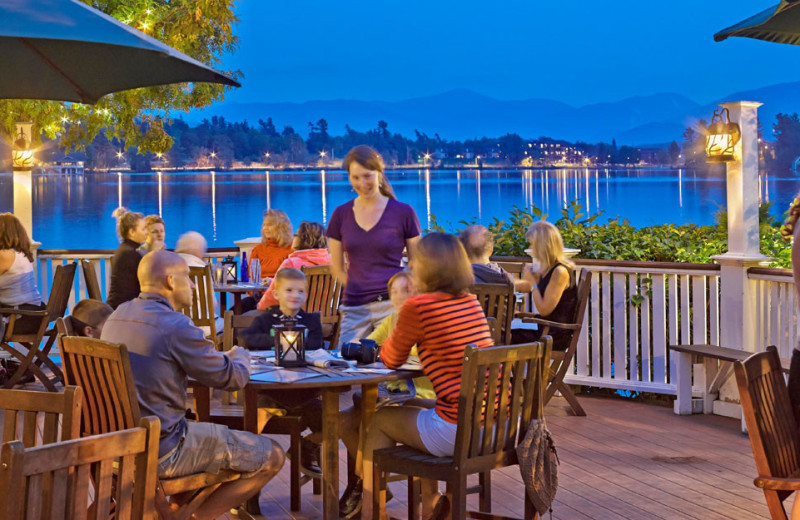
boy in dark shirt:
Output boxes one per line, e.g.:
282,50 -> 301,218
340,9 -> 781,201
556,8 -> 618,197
240,267 -> 324,476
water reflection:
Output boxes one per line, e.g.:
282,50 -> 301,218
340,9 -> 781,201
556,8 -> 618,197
158,171 -> 163,216
321,169 -> 327,225
117,171 -> 123,208
211,170 -> 217,240
425,169 -> 431,229
476,170 -> 482,219
265,170 -> 271,210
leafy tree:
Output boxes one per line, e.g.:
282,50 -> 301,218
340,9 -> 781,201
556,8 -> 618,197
771,113 -> 800,172
668,141 -> 680,164
0,0 -> 240,156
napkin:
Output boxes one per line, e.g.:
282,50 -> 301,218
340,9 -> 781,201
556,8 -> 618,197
305,349 -> 352,369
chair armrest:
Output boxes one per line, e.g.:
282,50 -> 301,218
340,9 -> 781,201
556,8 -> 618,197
754,476 -> 800,491
0,308 -> 48,318
514,313 -> 581,330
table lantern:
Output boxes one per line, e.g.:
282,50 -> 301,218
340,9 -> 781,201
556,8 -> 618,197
220,256 -> 238,283
274,319 -> 307,367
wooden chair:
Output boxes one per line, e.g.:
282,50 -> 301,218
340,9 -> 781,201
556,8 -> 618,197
302,264 -> 343,346
373,339 -> 551,520
735,345 -> 800,520
517,269 -> 592,416
59,335 -> 243,520
470,283 -> 516,344
0,416 -> 160,520
55,316 -> 75,336
0,306 -> 50,389
194,310 -> 320,512
39,262 -> 79,384
81,259 -> 104,301
184,264 -> 219,342
0,386 -> 82,446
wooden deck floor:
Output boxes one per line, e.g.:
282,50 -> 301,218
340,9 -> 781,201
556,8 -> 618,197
249,395 -> 769,520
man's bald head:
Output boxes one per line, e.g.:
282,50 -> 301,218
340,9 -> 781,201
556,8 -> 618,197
459,225 -> 495,263
139,250 -> 188,290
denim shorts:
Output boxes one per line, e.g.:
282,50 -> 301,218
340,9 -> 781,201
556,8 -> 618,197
416,408 -> 458,457
157,421 -> 274,479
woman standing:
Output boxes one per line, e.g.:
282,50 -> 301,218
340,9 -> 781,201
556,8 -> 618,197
106,207 -> 147,309
512,220 -> 577,350
0,213 -> 45,334
326,145 -> 421,346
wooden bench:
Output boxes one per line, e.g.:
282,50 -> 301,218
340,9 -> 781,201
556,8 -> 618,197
670,344 -> 790,416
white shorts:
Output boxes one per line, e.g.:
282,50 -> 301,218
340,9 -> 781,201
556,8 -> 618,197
337,300 -> 394,348
416,408 -> 458,457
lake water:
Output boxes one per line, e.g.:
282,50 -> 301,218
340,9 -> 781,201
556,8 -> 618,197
0,168 -> 796,250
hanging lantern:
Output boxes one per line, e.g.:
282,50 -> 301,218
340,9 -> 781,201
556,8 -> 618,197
705,107 -> 741,163
12,122 -> 34,172
220,256 -> 238,283
273,319 -> 307,367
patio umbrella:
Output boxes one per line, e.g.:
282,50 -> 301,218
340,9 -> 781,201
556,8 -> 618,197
0,0 -> 239,104
715,1 -> 800,45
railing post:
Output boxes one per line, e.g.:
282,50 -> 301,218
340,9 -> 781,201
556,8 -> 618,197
711,101 -> 771,419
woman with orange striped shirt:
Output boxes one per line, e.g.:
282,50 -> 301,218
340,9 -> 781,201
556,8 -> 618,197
361,232 -> 494,520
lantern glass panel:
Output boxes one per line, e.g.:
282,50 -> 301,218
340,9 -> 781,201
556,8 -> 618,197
274,321 -> 307,367
706,133 -> 735,162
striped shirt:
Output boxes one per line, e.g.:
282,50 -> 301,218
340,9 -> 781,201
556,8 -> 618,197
381,292 -> 493,423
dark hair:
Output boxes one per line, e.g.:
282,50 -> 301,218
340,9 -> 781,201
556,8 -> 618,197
0,213 -> 33,262
294,221 -> 327,250
412,233 -> 474,295
111,207 -> 144,241
343,145 -> 396,199
459,225 -> 495,260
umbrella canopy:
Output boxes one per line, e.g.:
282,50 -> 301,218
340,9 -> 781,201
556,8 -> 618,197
0,0 -> 240,104
715,1 -> 800,45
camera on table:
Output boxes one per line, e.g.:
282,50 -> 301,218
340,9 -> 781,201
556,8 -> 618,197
341,338 -> 380,365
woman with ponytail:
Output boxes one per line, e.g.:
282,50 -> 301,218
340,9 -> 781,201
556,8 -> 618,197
326,145 -> 421,347
107,207 -> 146,309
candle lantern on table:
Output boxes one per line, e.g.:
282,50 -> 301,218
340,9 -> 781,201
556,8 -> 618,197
220,256 -> 238,283
273,319 -> 307,367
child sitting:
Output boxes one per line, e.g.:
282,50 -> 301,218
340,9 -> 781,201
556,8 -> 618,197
240,267 -> 324,475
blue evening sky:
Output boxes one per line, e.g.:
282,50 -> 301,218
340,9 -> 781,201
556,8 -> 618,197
224,0 -> 798,106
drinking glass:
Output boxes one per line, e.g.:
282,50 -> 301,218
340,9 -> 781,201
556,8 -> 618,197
213,265 -> 224,284
250,258 -> 261,285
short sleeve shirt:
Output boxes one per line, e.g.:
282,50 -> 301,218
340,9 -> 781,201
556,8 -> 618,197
326,198 -> 421,306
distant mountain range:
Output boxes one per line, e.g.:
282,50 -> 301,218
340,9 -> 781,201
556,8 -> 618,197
186,81 -> 800,146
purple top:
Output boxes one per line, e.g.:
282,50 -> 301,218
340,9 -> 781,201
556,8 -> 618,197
327,198 -> 421,306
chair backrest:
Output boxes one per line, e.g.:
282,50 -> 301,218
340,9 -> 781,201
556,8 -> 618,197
0,386 -> 82,447
46,262 -> 77,322
302,264 -> 342,323
0,416 -> 160,520
184,265 -> 217,338
60,336 -> 142,436
469,283 -> 516,344
80,259 -> 103,301
222,310 -> 258,351
453,338 -> 551,467
735,346 -> 800,499
55,316 -> 75,336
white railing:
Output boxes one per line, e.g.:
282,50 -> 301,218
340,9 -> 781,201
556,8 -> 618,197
749,267 -> 799,359
36,248 -> 240,313
36,250 -> 798,398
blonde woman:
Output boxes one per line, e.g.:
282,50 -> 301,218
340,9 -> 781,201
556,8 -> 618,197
107,207 -> 147,309
513,220 -> 577,351
250,209 -> 294,281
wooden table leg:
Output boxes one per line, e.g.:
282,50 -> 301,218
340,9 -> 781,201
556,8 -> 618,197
355,384 -> 379,474
321,388 -> 342,520
233,293 -> 243,315
219,292 -> 228,312
243,386 -> 263,515
193,383 -> 211,422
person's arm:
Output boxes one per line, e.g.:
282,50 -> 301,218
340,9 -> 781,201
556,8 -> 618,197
328,238 -> 348,286
239,313 -> 277,350
405,235 -> 420,263
532,265 -> 570,316
793,225 -> 800,312
381,301 -> 424,369
0,250 -> 15,276
170,322 -> 250,390
257,279 -> 278,310
367,313 -> 393,345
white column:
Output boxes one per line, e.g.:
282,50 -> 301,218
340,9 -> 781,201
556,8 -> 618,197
13,169 -> 33,238
711,101 -> 771,420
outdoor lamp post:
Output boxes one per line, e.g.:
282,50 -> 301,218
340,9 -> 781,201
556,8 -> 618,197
273,319 -> 307,367
705,106 -> 741,163
12,122 -> 35,238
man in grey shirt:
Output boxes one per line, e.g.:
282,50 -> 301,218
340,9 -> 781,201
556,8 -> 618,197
102,250 -> 284,519
459,224 -> 513,285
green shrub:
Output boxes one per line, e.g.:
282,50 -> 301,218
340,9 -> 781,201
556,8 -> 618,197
429,200 -> 792,268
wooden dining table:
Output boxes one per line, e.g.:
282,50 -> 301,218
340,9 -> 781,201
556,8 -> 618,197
212,281 -> 264,314
193,364 -> 418,519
